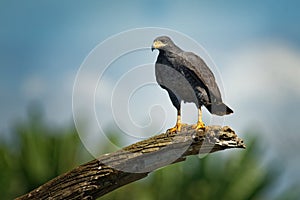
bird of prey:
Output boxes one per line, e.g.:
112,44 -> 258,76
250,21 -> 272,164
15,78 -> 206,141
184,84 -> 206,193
151,36 -> 233,133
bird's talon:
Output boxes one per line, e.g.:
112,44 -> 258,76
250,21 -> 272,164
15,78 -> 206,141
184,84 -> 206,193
167,123 -> 182,134
167,127 -> 177,134
193,121 -> 205,130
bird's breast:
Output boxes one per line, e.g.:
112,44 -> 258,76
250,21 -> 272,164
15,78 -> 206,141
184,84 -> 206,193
155,61 -> 198,103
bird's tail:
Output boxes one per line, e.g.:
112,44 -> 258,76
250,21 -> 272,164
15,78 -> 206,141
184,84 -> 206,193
205,103 -> 233,116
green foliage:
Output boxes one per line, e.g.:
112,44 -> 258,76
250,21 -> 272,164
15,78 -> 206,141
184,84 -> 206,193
0,106 -> 92,199
100,138 -> 277,200
0,106 -> 299,199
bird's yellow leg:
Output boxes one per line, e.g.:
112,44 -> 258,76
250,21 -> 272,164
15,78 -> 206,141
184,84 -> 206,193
193,108 -> 205,130
167,110 -> 182,134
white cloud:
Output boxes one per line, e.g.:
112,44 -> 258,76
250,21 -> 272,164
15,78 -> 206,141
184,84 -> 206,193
222,40 -> 300,183
222,40 -> 300,136
224,40 -> 300,106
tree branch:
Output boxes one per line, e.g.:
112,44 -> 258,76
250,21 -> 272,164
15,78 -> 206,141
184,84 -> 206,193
16,125 -> 245,200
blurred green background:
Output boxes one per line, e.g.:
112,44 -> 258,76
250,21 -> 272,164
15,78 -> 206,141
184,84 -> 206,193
1,0 -> 300,199
0,105 -> 299,199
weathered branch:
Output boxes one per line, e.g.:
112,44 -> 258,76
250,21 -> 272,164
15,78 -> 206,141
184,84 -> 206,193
16,125 -> 245,200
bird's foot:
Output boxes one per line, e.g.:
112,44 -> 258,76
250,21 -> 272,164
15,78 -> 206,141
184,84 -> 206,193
192,121 -> 205,130
167,123 -> 182,134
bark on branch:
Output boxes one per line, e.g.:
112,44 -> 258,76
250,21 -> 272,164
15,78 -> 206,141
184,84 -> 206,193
16,125 -> 245,200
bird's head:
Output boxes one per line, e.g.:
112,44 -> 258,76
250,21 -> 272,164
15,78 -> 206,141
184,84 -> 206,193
151,36 -> 174,51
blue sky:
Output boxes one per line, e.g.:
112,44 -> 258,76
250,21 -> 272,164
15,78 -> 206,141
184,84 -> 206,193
1,0 -> 299,127
1,0 -> 300,196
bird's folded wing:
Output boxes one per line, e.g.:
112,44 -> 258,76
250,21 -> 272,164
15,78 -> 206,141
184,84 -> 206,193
178,51 -> 222,102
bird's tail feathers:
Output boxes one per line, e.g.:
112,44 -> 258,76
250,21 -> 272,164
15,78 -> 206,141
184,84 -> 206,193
205,103 -> 233,116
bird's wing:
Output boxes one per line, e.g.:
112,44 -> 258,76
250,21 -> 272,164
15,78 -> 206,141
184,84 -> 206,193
178,51 -> 222,102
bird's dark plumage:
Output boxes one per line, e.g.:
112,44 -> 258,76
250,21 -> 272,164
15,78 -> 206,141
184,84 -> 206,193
152,36 -> 233,121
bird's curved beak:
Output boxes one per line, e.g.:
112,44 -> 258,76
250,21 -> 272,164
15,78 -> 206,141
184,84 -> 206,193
151,40 -> 165,51
151,42 -> 157,51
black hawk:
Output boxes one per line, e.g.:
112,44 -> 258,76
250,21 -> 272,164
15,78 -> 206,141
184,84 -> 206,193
152,36 -> 233,133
